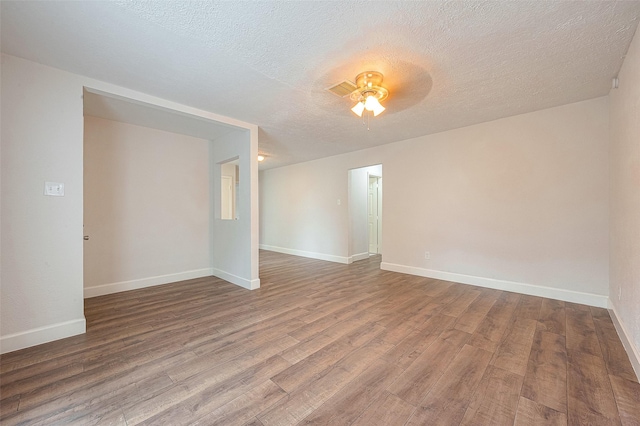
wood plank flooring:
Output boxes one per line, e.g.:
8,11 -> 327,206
1,251 -> 638,425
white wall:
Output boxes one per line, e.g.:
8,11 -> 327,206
609,27 -> 640,377
83,116 -> 211,297
260,97 -> 610,306
0,54 -> 259,353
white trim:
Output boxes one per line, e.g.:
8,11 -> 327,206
212,268 -> 260,290
84,268 -> 213,298
259,244 -> 349,264
609,303 -> 640,381
380,262 -> 609,308
349,252 -> 370,263
0,318 -> 86,355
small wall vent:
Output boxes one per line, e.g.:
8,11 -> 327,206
326,80 -> 357,97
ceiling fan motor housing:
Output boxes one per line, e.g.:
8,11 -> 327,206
350,71 -> 389,102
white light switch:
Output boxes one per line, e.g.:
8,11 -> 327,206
44,182 -> 65,196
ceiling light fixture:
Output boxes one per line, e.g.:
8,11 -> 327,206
257,155 -> 265,162
349,71 -> 389,129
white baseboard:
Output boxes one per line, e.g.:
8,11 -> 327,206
349,252 -> 370,263
380,262 -> 609,308
0,318 -> 86,355
84,268 -> 213,298
259,244 -> 349,264
609,303 -> 640,381
212,268 -> 260,290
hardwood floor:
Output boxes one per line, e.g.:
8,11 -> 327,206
1,251 -> 638,425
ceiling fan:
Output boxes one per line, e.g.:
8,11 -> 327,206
327,71 -> 389,118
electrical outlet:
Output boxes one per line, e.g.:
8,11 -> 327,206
425,251 -> 430,260
44,182 -> 64,196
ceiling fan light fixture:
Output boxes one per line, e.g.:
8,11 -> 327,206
349,71 -> 389,120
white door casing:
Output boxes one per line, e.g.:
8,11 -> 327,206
368,175 -> 380,254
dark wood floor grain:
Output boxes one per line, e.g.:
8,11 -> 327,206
1,251 -> 638,425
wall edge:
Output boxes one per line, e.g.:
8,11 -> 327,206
259,244 -> 349,265
0,318 -> 86,355
609,303 -> 640,381
83,268 -> 213,298
380,261 -> 609,308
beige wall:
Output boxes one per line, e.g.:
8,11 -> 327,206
1,54 -> 86,352
260,97 -> 610,305
609,26 -> 640,376
83,116 -> 211,296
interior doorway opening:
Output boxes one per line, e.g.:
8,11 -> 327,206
220,157 -> 239,220
348,164 -> 382,263
82,88 -> 258,299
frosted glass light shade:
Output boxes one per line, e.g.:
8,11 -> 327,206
364,95 -> 385,116
372,103 -> 385,116
364,95 -> 381,111
351,101 -> 365,117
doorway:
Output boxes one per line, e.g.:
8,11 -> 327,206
220,158 -> 239,220
221,175 -> 233,219
348,164 -> 382,263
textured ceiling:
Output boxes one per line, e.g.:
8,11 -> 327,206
2,1 -> 640,169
